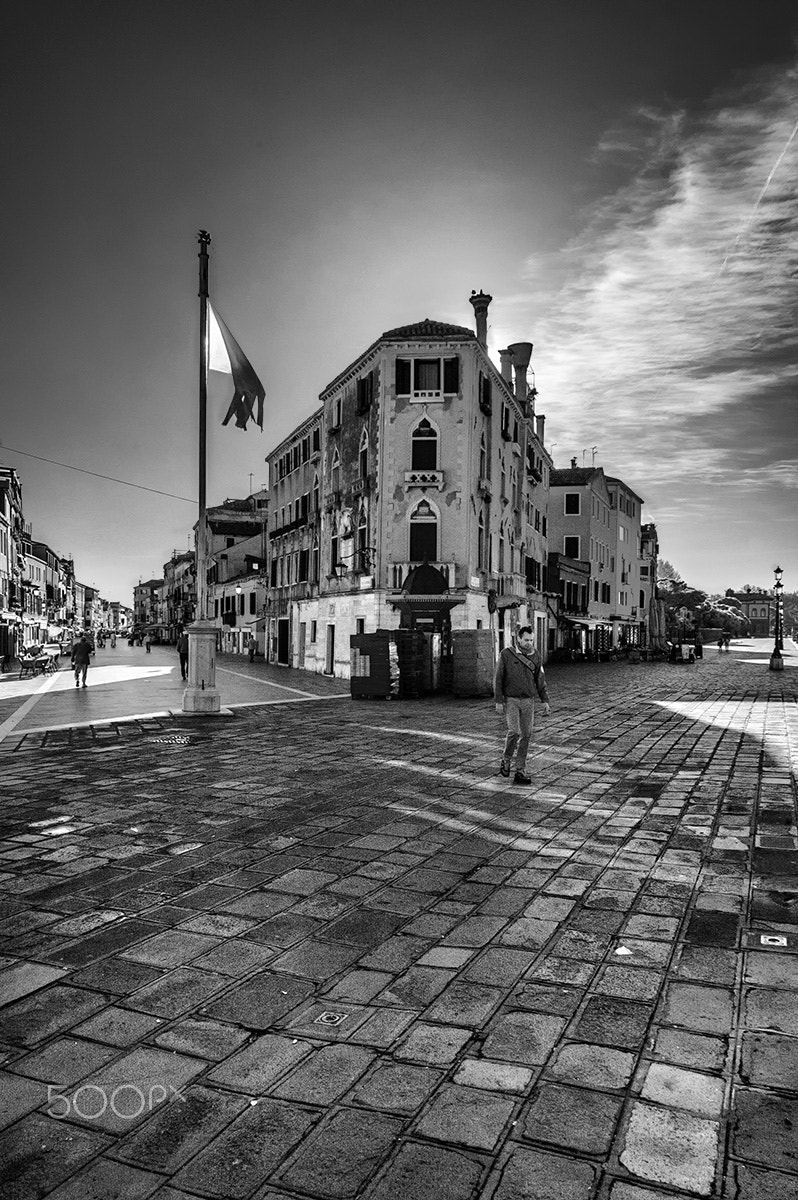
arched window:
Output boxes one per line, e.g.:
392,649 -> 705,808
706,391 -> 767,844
479,434 -> 487,480
478,511 -> 485,569
498,529 -> 505,573
509,533 -> 515,575
409,498 -> 438,562
330,448 -> 341,492
357,505 -> 369,569
312,474 -> 320,514
411,418 -> 438,470
359,429 -> 369,479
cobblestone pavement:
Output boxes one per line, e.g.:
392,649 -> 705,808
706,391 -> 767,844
0,640 -> 796,1200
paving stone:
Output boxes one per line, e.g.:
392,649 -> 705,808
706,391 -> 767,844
744,952 -> 798,988
482,1012 -> 566,1065
663,983 -> 733,1034
246,912 -> 326,947
570,995 -> 652,1050
396,1022 -> 472,1065
378,965 -> 457,1009
72,1005 -> 163,1046
464,947 -> 536,985
221,891 -> 296,919
177,912 -> 259,937
511,982 -> 582,1016
623,915 -> 681,941
652,1027 -> 727,1073
685,909 -> 740,947
414,1082 -> 515,1151
264,867 -> 339,894
347,1007 -> 417,1049
191,938 -> 277,976
595,965 -> 664,1001
608,1183 -> 695,1199
0,961 -> 66,1006
500,917 -> 559,948
423,980 -> 505,1026
7,1036 -> 118,1083
0,1069 -> 50,1129
731,1087 -> 798,1172
523,895 -> 576,922
271,1043 -> 375,1104
172,1098 -> 318,1197
674,944 -> 736,986
204,972 -> 314,1029
745,986 -> 798,1035
122,965 -> 229,1018
352,1060 -> 445,1113
532,955 -> 597,986
270,938 -> 364,980
360,934 -> 432,971
276,1107 -> 404,1196
68,957 -> 163,994
1,983 -> 110,1046
548,1042 -> 636,1090
38,1158 -> 163,1199
490,1144 -> 595,1199
416,947 -> 475,969
620,1100 -> 719,1195
324,968 -> 395,1003
727,1162 -> 798,1200
0,1112 -> 112,1200
111,1083 -> 250,1171
45,918 -> 162,968
521,1081 -> 622,1154
363,1140 -> 484,1200
208,1033 -> 312,1091
57,1044 -> 208,1133
641,1062 -> 725,1117
119,928 -> 224,967
453,1057 -> 533,1093
740,1031 -> 798,1090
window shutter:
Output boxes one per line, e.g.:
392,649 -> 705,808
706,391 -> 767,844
443,357 -> 459,393
396,359 -> 411,395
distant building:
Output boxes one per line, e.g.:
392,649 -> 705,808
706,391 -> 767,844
725,587 -> 771,637
133,579 -> 164,630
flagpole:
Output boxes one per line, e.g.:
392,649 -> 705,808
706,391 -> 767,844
183,229 -> 222,714
197,230 -> 210,623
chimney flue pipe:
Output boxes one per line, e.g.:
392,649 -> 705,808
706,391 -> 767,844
469,290 -> 492,348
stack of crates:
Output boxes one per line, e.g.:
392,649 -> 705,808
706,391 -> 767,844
451,629 -> 495,697
391,629 -> 428,698
349,633 -> 400,699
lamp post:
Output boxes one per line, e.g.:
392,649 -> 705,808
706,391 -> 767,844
769,566 -> 784,672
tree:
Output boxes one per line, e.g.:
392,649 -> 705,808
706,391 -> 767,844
657,560 -> 686,593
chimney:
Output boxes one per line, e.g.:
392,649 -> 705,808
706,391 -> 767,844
507,342 -> 533,406
536,414 -> 545,442
469,290 -> 492,347
571,456 -> 578,469
499,348 -> 513,383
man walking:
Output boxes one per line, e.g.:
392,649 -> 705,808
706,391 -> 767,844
176,630 -> 189,681
71,633 -> 94,689
494,625 -> 550,785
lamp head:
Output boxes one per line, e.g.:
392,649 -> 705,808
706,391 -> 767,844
775,565 -> 783,580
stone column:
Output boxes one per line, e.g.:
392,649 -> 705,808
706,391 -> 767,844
182,620 -> 221,713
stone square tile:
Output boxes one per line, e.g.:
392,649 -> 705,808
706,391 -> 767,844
190,938 -> 277,976
360,935 -> 432,972
500,917 -> 559,949
662,983 -> 733,1035
623,915 -> 681,941
7,1037 -> 118,1084
204,972 -> 313,1029
72,1005 -> 163,1046
177,912 -> 259,937
423,981 -> 505,1026
352,1060 -> 445,1113
464,947 -> 536,986
276,1107 -> 404,1196
745,952 -> 798,988
727,1163 -> 798,1200
532,955 -> 597,987
119,928 -> 223,967
453,1058 -> 534,1093
122,966 -> 229,1018
482,1012 -> 566,1066
477,887 -> 537,916
396,1022 -> 472,1065
653,1028 -> 727,1073
264,868 -> 340,894
620,1101 -> 719,1195
245,912 -> 326,947
208,1033 -> 312,1091
0,1070 -> 50,1129
490,1145 -> 595,1200
111,1084 -> 250,1172
595,965 -> 665,1001
347,1007 -> 417,1049
511,982 -> 582,1017
363,1141 -> 484,1200
0,962 -> 66,1006
740,1030 -> 798,1090
440,915 -> 509,947
416,947 -> 474,969
674,945 -> 736,986
641,1062 -> 725,1117
523,895 -> 577,922
521,1082 -> 622,1154
731,1087 -> 798,1172
270,939 -> 363,981
68,958 -> 163,995
272,1043 -> 375,1104
1,983 -> 110,1047
172,1098 -> 318,1197
414,1082 -> 515,1151
548,1042 -> 635,1090
221,891 -> 296,919
377,966 -> 457,1010
324,968 -> 395,1003
569,995 -> 652,1050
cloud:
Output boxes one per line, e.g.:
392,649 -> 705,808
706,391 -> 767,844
496,60 -> 798,498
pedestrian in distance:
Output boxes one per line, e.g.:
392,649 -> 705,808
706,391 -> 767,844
494,625 -> 551,785
145,633 -> 152,653
723,634 -> 731,651
176,631 -> 189,681
717,638 -> 724,652
71,633 -> 94,688
248,636 -> 256,663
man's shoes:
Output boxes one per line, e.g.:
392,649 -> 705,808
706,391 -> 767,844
82,682 -> 87,688
75,680 -> 79,687
499,760 -> 511,778
513,771 -> 532,785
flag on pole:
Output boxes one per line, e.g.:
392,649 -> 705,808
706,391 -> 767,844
208,303 -> 265,430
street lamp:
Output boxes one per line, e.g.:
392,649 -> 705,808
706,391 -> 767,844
769,566 -> 784,672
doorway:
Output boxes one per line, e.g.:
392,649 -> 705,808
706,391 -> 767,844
277,619 -> 290,665
324,624 -> 335,674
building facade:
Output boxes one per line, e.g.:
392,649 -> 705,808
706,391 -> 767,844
263,292 -> 554,679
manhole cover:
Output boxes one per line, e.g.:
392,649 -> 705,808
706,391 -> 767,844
760,934 -> 788,947
314,1011 -> 349,1027
153,736 -> 193,745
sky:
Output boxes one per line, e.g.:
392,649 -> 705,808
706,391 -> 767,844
2,0 -> 797,603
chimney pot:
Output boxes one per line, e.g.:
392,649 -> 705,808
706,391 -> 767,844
507,342 -> 533,406
469,290 -> 492,348
499,348 -> 513,383
571,456 -> 578,469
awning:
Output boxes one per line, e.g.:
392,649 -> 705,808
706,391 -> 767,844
561,616 -> 610,629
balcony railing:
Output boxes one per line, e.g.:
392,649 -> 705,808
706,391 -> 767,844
404,469 -> 444,490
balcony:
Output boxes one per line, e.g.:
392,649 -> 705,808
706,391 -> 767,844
352,473 -> 374,496
477,477 -> 492,501
526,464 -> 542,485
495,572 -> 526,599
404,469 -> 444,491
324,490 -> 341,511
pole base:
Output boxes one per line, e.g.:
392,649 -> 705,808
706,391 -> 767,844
769,651 -> 784,672
182,686 -> 222,713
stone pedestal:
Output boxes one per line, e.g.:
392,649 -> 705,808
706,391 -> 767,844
769,650 -> 784,672
182,620 -> 222,713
